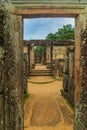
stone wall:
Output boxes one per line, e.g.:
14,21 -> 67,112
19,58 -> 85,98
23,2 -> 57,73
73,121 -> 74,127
51,59 -> 64,78
2,2 -> 24,130
74,14 -> 87,130
62,47 -> 75,105
52,46 -> 66,60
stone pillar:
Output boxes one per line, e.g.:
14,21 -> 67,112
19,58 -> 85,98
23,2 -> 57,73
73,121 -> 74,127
41,51 -> 44,64
4,12 -> 24,130
27,44 -> 30,75
30,44 -> 34,68
63,47 -> 70,91
23,53 -> 28,93
42,46 -> 46,65
68,50 -> 75,105
74,14 -> 87,130
69,51 -> 74,78
49,43 -> 52,69
46,45 -> 51,66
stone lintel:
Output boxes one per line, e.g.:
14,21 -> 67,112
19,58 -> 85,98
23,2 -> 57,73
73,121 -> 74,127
24,40 -> 74,46
14,8 -> 84,18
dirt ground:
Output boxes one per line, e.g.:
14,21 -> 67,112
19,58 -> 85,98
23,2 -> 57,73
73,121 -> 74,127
24,76 -> 74,130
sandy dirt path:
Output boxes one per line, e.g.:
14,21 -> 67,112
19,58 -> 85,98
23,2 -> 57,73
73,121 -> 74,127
24,76 -> 74,130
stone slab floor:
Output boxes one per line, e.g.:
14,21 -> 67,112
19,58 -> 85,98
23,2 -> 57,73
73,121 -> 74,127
24,76 -> 74,130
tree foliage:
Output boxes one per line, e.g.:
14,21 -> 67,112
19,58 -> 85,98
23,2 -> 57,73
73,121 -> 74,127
46,33 -> 56,40
46,24 -> 75,40
34,46 -> 46,54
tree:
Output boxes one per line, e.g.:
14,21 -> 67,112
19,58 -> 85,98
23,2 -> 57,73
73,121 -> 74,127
46,33 -> 56,40
34,46 -> 46,54
46,24 -> 75,40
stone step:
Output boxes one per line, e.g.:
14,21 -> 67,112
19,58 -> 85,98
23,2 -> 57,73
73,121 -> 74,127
29,73 -> 52,76
29,69 -> 52,76
29,69 -> 52,72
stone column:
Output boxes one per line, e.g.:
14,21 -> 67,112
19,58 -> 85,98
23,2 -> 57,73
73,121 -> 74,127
28,45 -> 30,68
63,47 -> 70,91
4,12 -> 24,130
41,51 -> 44,64
50,43 -> 53,69
74,13 -> 87,130
69,51 -> 74,78
23,53 -> 28,93
46,45 -> 51,64
30,44 -> 34,68
68,50 -> 75,105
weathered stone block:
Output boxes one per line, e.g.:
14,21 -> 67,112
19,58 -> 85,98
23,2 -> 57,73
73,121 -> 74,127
68,77 -> 74,97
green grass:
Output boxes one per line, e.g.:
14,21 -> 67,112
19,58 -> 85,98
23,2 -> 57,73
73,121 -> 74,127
24,92 -> 30,103
65,97 -> 74,111
60,89 -> 74,111
53,76 -> 62,81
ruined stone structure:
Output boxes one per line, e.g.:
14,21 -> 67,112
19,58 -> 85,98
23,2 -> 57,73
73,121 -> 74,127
51,40 -> 74,78
24,40 -> 74,73
0,0 -> 87,130
24,40 -> 52,69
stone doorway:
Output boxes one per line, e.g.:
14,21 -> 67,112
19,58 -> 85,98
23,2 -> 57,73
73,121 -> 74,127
34,45 -> 46,65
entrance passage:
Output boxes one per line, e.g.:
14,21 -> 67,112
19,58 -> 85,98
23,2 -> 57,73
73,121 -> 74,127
24,65 -> 74,130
